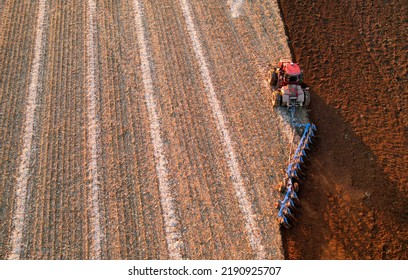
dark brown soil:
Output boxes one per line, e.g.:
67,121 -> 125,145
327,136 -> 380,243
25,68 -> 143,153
279,0 -> 408,259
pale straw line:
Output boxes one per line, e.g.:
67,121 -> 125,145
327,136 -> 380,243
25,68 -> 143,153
131,0 -> 183,260
8,0 -> 47,260
179,0 -> 266,259
228,0 -> 245,18
86,0 -> 102,259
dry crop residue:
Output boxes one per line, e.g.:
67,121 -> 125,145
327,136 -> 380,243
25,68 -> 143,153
6,0 -> 93,259
142,0 -> 262,259
9,0 -> 47,260
0,0 -> 42,259
85,0 -> 102,260
94,0 -> 170,259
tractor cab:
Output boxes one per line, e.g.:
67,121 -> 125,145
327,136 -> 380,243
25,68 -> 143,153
278,60 -> 303,86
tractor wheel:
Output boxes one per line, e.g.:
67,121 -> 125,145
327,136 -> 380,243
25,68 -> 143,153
271,91 -> 282,107
267,69 -> 273,85
267,68 -> 278,88
304,89 -> 311,107
271,73 -> 278,88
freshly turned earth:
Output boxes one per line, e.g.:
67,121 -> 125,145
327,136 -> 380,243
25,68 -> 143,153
279,0 -> 407,259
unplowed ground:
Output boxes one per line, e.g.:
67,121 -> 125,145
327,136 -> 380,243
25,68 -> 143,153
0,0 -> 40,258
279,0 -> 407,259
11,1 -> 90,259
0,0 -> 296,259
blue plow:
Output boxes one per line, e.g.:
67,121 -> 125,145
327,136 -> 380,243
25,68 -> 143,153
277,107 -> 317,228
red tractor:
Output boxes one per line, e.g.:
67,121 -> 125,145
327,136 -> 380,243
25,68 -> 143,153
267,59 -> 310,108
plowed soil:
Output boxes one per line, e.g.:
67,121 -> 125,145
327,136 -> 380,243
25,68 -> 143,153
279,0 -> 407,259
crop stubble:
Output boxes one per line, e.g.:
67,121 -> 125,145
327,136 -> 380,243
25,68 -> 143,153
186,0 -> 292,259
95,0 -> 174,259
141,0 -> 257,259
1,0 -> 295,259
0,0 -> 40,259
16,0 -> 90,259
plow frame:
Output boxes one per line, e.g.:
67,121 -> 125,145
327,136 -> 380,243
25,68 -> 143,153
277,106 -> 316,228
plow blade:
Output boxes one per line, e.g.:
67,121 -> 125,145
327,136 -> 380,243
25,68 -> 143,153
277,122 -> 316,228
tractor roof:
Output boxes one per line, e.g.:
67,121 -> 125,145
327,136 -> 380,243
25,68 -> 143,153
284,62 -> 301,75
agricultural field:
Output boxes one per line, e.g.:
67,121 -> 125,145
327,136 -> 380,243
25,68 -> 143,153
0,0 -> 406,260
0,0 -> 293,260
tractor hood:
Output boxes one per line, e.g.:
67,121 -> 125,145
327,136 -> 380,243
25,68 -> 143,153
285,63 -> 301,75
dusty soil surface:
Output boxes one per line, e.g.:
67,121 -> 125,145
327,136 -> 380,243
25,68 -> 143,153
18,1 -> 91,259
1,0 -> 292,259
0,0 -> 40,257
279,0 -> 408,259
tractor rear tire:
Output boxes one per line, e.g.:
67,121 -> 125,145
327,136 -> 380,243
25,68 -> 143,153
272,91 -> 282,107
267,69 -> 272,84
304,89 -> 311,107
267,68 -> 278,88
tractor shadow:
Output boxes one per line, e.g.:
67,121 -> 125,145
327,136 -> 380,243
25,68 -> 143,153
281,93 -> 407,259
